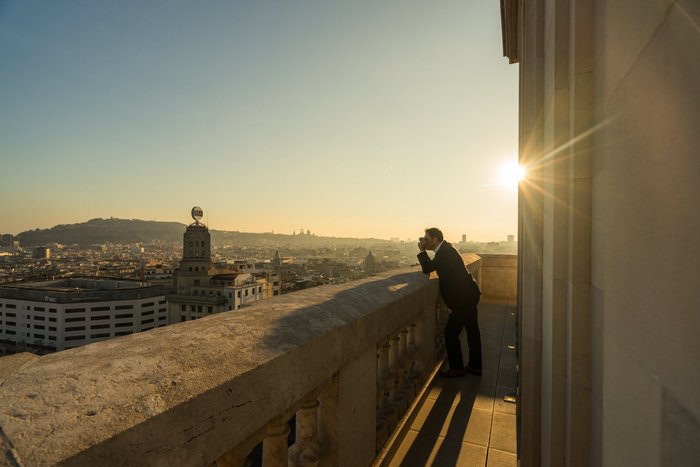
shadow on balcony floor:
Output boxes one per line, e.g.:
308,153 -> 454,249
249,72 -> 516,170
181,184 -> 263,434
386,300 -> 517,467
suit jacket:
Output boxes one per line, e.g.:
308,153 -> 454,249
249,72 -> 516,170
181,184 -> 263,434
417,241 -> 480,310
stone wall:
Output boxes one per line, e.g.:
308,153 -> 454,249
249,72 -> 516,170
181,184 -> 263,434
0,265 -> 464,467
504,0 -> 700,465
479,254 -> 517,301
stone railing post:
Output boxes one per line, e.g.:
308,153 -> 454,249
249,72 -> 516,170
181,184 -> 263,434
389,334 -> 409,414
217,450 -> 251,467
289,395 -> 320,467
263,417 -> 290,467
376,341 -> 393,448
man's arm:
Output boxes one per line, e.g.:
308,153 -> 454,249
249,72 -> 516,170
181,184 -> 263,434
417,250 -> 436,274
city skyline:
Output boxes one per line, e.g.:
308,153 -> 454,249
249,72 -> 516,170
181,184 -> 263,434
0,1 -> 519,241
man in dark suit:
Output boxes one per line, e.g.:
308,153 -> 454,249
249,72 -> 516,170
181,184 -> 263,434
417,227 -> 482,377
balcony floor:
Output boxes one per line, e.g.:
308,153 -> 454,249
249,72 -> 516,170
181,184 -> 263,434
388,300 -> 518,467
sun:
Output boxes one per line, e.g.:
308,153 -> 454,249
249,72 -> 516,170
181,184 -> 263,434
498,162 -> 526,187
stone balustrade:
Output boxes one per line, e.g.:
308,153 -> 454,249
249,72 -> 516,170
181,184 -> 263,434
0,256 -> 481,467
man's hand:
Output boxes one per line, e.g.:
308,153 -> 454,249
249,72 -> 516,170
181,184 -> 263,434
418,237 -> 427,251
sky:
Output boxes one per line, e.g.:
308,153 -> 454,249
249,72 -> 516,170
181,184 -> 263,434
0,1 -> 519,242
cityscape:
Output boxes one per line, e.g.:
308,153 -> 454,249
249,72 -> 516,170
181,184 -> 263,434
1,0 -> 697,465
0,207 -> 517,356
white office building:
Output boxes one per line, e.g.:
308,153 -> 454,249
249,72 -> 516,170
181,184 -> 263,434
0,278 -> 169,351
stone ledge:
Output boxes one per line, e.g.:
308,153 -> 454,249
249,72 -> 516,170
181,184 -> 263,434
0,268 -> 439,466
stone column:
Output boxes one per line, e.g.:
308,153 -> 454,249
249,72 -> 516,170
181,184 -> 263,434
263,417 -> 290,467
216,450 -> 251,467
406,324 -> 419,386
398,328 -> 415,398
376,342 -> 391,447
389,334 -> 407,414
289,396 -> 320,467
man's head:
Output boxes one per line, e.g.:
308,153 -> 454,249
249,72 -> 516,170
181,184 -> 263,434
423,227 -> 444,251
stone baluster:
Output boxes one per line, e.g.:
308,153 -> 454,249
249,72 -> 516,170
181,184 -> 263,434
216,450 -> 251,467
389,334 -> 408,415
376,341 -> 393,447
289,396 -> 320,467
263,417 -> 289,467
404,324 -> 419,393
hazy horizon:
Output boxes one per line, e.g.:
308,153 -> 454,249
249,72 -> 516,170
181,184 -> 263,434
9,215 -> 517,243
1,1 -> 519,242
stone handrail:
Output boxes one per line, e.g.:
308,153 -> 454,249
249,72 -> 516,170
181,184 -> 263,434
1,256 -> 481,467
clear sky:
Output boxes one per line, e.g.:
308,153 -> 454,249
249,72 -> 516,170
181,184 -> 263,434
0,1 -> 519,242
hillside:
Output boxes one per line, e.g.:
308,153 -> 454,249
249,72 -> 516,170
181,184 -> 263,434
16,218 -> 186,246
14,218 -> 393,249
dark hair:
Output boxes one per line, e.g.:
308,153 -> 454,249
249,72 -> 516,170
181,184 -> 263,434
424,227 -> 443,242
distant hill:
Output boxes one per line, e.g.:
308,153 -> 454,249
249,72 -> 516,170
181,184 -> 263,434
15,218 -> 393,248
16,218 -> 187,246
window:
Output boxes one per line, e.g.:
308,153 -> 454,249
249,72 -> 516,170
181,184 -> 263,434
34,325 -> 45,330
91,315 -> 109,321
34,306 -> 45,312
65,317 -> 85,323
207,307 -> 212,314
115,322 -> 132,328
181,304 -> 186,311
115,313 -> 133,319
34,333 -> 45,339
245,290 -> 249,296
34,315 -> 45,321
142,310 -> 154,316
158,300 -> 166,305
91,324 -> 110,330
65,308 -> 86,314
181,315 -> 186,322
48,335 -> 56,340
49,326 -> 57,331
6,330 -> 16,335
6,304 -> 16,309
158,308 -> 166,313
197,306 -> 202,312
115,331 -> 132,336
90,333 -> 110,338
65,335 -> 85,341
115,304 -> 133,310
158,316 -> 166,321
91,306 -> 110,312
6,312 -> 16,318
65,326 -> 85,332
6,321 -> 16,326
141,318 -> 154,325
49,308 -> 57,313
141,302 -> 154,308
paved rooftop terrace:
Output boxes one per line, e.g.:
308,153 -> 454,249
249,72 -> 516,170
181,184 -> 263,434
386,300 -> 518,467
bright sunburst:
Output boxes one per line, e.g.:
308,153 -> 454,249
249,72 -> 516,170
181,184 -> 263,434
498,161 -> 526,188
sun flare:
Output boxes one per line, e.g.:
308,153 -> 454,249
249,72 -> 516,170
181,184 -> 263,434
499,162 -> 526,187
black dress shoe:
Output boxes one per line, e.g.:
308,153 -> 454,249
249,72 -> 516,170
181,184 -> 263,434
440,368 -> 467,378
464,366 -> 482,376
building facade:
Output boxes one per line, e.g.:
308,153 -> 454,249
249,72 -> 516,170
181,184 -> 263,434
0,278 -> 168,351
501,1 -> 700,465
167,208 -> 269,323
